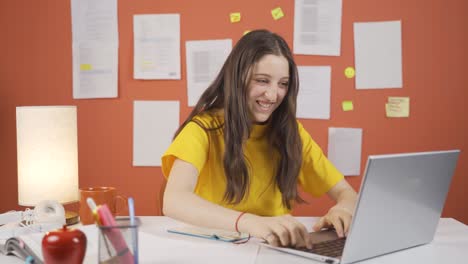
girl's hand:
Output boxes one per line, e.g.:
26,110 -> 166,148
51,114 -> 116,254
312,205 -> 353,237
239,214 -> 313,249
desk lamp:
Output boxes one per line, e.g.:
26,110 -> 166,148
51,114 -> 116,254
16,106 -> 80,225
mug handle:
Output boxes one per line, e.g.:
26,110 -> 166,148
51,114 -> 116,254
114,195 -> 128,216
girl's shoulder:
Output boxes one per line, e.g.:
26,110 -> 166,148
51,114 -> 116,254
192,110 -> 224,130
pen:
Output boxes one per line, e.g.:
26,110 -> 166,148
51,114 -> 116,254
86,197 -> 101,224
87,198 -> 134,263
128,197 -> 138,264
97,204 -> 134,264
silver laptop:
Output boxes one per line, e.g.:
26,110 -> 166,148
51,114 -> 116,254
262,150 -> 460,264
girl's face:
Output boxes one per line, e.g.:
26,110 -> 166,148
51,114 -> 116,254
247,54 -> 289,124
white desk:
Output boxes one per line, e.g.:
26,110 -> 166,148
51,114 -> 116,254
1,217 -> 467,263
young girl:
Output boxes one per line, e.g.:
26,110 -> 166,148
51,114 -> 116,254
162,29 -> 357,249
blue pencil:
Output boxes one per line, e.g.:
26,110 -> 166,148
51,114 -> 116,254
128,197 -> 138,263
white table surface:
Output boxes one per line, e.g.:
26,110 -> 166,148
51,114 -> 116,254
1,216 -> 467,263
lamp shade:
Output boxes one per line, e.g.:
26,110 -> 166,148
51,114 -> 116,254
16,106 -> 79,206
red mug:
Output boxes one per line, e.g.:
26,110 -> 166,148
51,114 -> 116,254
79,187 -> 126,225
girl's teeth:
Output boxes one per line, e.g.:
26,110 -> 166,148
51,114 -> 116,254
258,102 -> 271,108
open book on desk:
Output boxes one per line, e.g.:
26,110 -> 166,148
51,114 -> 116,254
167,225 -> 250,242
0,225 -> 98,264
0,235 -> 43,264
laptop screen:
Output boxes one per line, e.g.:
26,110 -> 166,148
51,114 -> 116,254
341,150 -> 459,263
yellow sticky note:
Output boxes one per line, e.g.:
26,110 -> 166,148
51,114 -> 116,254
386,97 -> 410,117
344,67 -> 355,78
80,64 -> 92,71
230,12 -> 241,23
386,103 -> 402,117
271,7 -> 284,20
243,30 -> 251,36
342,101 -> 354,111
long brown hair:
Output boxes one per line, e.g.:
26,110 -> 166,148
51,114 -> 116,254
173,29 -> 303,209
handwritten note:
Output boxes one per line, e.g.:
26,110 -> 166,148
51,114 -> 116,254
386,97 -> 410,117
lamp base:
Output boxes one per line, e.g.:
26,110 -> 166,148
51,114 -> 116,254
65,211 -> 79,225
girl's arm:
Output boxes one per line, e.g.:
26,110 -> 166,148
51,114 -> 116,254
163,158 -> 313,249
312,179 -> 358,237
163,158 -> 245,230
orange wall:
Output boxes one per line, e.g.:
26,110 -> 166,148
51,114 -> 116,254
1,0 -> 467,223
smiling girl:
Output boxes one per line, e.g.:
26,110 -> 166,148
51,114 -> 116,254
161,29 -> 357,249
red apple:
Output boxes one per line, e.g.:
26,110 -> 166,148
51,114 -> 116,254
42,225 -> 87,264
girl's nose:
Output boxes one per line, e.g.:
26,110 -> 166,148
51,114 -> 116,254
264,86 -> 278,102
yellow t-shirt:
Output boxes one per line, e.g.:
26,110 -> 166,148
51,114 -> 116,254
161,113 -> 343,216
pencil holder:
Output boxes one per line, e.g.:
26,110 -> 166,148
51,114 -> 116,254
98,217 -> 140,264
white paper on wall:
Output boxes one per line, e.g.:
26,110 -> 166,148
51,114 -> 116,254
71,0 -> 119,99
133,101 -> 180,167
297,66 -> 331,119
293,0 -> 342,56
72,42 -> 118,99
134,14 -> 181,80
327,127 -> 363,176
186,39 -> 232,106
354,20 -> 403,89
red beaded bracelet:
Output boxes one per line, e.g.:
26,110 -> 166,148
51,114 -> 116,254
235,212 -> 247,233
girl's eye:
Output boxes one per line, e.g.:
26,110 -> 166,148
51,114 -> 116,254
255,79 -> 269,84
279,82 -> 289,88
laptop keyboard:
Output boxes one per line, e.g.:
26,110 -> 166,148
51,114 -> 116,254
296,237 -> 346,258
